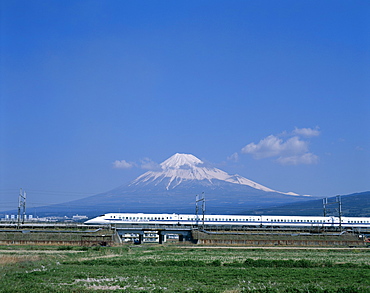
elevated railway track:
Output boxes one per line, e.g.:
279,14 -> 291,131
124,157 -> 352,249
0,222 -> 368,247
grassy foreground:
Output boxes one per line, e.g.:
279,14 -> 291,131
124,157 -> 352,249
0,245 -> 369,292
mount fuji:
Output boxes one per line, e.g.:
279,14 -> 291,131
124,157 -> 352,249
129,153 -> 298,196
31,153 -> 315,217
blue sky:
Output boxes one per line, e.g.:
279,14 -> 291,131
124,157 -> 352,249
1,1 -> 369,211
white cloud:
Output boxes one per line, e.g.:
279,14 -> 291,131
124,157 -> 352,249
113,160 -> 134,169
113,157 -> 161,170
276,153 -> 319,165
292,127 -> 320,137
241,127 -> 320,165
140,157 -> 161,170
227,152 -> 239,162
241,135 -> 308,159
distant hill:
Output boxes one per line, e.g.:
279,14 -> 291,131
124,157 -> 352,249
242,191 -> 370,217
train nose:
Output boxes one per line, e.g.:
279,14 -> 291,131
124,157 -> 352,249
84,219 -> 93,224
84,218 -> 100,224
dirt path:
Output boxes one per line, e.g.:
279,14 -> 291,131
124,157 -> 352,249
77,254 -> 121,261
0,249 -> 85,254
182,246 -> 369,250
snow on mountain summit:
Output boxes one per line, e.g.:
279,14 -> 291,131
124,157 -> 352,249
160,153 -> 203,169
130,153 -> 300,196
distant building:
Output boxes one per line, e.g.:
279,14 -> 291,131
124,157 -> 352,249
72,215 -> 88,221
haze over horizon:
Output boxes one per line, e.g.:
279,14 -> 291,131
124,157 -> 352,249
1,1 -> 369,211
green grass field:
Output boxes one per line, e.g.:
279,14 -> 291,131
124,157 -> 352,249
1,245 -> 369,292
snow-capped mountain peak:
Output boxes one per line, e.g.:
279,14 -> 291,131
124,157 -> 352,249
130,153 -> 300,196
160,153 -> 203,169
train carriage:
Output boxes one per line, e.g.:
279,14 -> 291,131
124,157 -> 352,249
85,213 -> 370,230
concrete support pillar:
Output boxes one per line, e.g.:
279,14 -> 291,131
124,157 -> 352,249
158,231 -> 163,244
158,232 -> 166,244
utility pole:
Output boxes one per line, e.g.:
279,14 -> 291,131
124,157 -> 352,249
195,192 -> 205,229
323,198 -> 328,217
17,188 -> 26,228
322,195 -> 343,231
337,195 -> 342,231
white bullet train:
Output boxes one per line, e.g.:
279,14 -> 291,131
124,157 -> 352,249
85,213 -> 370,229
